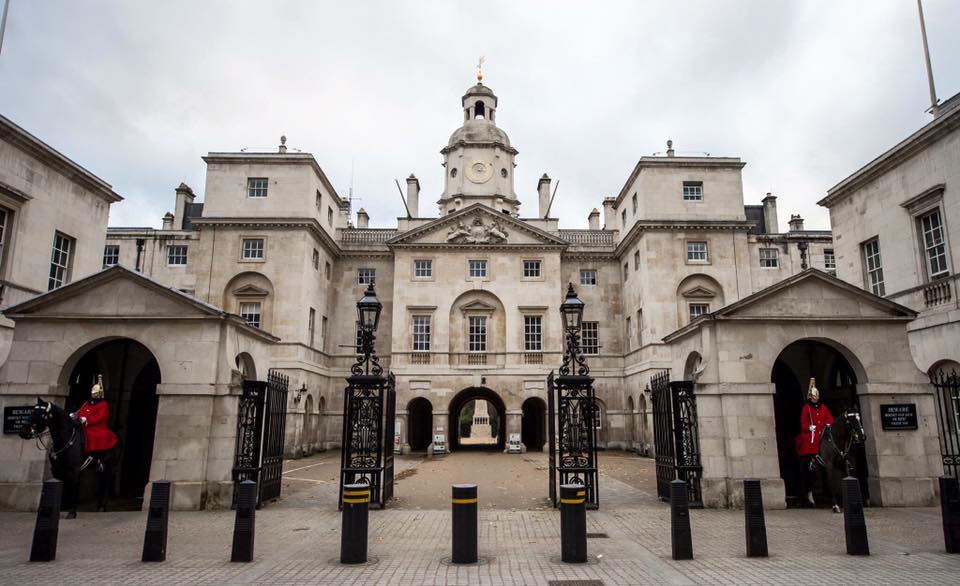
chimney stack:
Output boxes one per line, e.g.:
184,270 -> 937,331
357,208 -> 369,229
162,212 -> 174,231
588,208 -> 600,230
788,214 -> 804,232
666,139 -> 675,157
406,174 -> 420,217
173,183 -> 195,231
602,197 -> 617,229
538,173 -> 552,217
761,193 -> 779,234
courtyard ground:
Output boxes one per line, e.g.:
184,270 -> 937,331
0,450 -> 957,584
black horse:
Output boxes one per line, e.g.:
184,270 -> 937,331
816,408 -> 867,513
18,398 -> 119,518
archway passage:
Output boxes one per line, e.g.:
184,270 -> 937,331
448,388 -> 506,451
65,338 -> 161,511
521,397 -> 546,452
407,397 -> 433,452
771,339 -> 868,506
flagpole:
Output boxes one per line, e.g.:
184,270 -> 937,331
917,0 -> 939,118
0,0 -> 10,57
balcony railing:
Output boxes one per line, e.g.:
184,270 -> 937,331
467,353 -> 487,365
338,229 -> 398,244
524,352 -> 543,364
558,230 -> 615,247
411,352 -> 431,365
924,278 -> 953,307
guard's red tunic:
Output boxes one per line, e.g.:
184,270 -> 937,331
796,402 -> 834,456
76,400 -> 118,453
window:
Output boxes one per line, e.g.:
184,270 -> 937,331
321,315 -> 328,347
48,232 -> 73,290
308,308 -> 316,347
759,248 -> 779,268
582,321 -> 599,355
824,249 -> 836,271
316,190 -> 322,210
637,309 -> 643,347
414,259 -> 433,278
682,181 -> 703,201
469,259 -> 487,278
327,206 -> 334,228
239,301 -> 262,328
633,250 -> 640,270
412,315 -> 431,351
920,209 -> 949,279
325,261 -> 331,280
102,244 -> 119,268
580,269 -> 597,286
632,193 -> 638,214
167,245 -> 188,266
623,262 -> 629,281
524,315 -> 542,351
468,316 -> 487,352
625,316 -> 632,351
242,238 -> 264,260
689,303 -> 710,321
621,210 -> 627,227
523,260 -> 541,278
357,268 -> 376,285
247,177 -> 268,198
687,241 -> 708,262
312,249 -> 320,270
862,238 -> 885,296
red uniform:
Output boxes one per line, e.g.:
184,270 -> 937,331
796,402 -> 834,456
76,400 -> 118,453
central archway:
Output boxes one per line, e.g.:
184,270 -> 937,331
407,397 -> 433,452
448,387 -> 506,451
521,397 -> 546,452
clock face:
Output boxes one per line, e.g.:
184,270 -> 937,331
465,160 -> 493,184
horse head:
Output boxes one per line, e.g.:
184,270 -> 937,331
840,408 -> 866,445
19,398 -> 54,439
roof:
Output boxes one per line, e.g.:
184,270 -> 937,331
385,202 -> 569,248
202,151 -> 344,208
614,155 -> 745,207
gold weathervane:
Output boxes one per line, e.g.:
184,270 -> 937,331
477,56 -> 485,83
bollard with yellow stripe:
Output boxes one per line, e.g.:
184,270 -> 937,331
559,483 -> 588,563
452,484 -> 478,564
340,483 -> 370,564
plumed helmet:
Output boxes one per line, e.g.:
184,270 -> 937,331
91,374 -> 104,399
807,377 -> 819,402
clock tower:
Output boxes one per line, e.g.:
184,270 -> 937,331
439,82 -> 520,216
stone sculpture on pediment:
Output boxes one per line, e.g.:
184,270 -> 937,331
445,216 -> 509,244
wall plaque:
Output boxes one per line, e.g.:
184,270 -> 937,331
880,403 -> 918,431
3,406 -> 33,435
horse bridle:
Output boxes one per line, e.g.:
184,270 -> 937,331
823,410 -> 865,463
26,404 -> 78,461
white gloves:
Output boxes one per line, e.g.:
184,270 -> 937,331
808,425 -> 816,433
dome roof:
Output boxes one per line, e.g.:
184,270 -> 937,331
462,83 -> 496,99
447,119 -> 511,148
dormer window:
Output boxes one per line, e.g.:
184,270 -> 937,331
247,177 -> 268,198
474,100 -> 485,119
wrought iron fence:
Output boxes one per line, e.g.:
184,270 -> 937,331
651,370 -> 703,507
930,368 -> 960,480
231,369 -> 289,508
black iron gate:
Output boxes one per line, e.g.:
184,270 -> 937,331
651,370 -> 703,507
548,371 -> 599,509
930,367 -> 960,480
232,369 -> 289,508
339,372 -> 396,509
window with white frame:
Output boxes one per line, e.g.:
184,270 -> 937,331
682,181 -> 703,201
580,269 -> 597,286
247,177 -> 268,198
468,259 -> 487,278
862,238 -> 885,296
468,316 -> 487,352
239,301 -> 262,328
312,249 -> 320,270
167,244 -> 188,266
759,248 -> 779,268
414,259 -> 432,278
689,303 -> 710,321
523,260 -> 541,278
412,315 -> 431,351
824,248 -> 836,270
687,241 -> 708,262
241,238 -> 264,260
919,208 -> 949,279
48,232 -> 73,290
582,321 -> 599,355
308,308 -> 316,347
102,244 -> 119,268
357,268 -> 376,285
524,315 -> 542,351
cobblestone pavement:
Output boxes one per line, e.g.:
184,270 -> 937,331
1,451 -> 957,585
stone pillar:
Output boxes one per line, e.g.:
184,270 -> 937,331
538,174 -> 552,218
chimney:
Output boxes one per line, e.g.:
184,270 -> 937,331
357,208 -> 369,229
761,193 -> 779,234
602,197 -> 617,229
538,173 -> 552,217
406,174 -> 420,217
162,212 -> 174,230
788,214 -> 804,232
588,208 -> 600,230
278,134 -> 288,154
666,139 -> 675,157
173,183 -> 195,230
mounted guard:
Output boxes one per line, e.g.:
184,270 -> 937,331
796,378 -> 833,507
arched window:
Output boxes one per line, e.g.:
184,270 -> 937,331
474,100 -> 485,119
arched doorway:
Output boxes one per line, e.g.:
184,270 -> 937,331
317,396 -> 327,451
64,338 -> 161,510
302,394 -> 315,455
521,397 -> 547,452
625,395 -> 635,451
448,388 -> 506,451
772,339 -> 868,506
407,397 -> 433,452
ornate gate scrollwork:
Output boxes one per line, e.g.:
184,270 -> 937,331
339,372 -> 396,509
232,369 -> 289,508
651,371 -> 703,507
548,372 -> 599,508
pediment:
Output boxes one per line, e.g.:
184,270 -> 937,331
460,300 -> 497,313
682,286 -> 716,299
387,204 -> 569,248
232,284 -> 269,297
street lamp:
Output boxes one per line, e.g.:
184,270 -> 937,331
352,282 -> 383,377
559,283 -> 588,378
560,282 -> 585,334
357,282 -> 382,332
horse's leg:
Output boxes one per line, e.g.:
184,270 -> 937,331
63,470 -> 79,519
830,467 -> 842,513
96,454 -> 112,512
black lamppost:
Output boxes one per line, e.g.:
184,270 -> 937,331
559,283 -> 589,378
353,282 -> 383,377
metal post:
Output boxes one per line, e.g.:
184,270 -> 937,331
230,480 -> 257,562
340,483 -> 370,564
451,484 -> 478,564
940,476 -> 960,553
559,484 -> 587,563
670,479 -> 693,560
142,480 -> 171,562
743,479 -> 768,557
29,479 -> 62,562
842,476 -> 869,555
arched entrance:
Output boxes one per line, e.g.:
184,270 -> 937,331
448,388 -> 506,451
521,397 -> 547,452
302,394 -> 315,455
64,338 -> 161,510
772,339 -> 868,506
407,397 -> 433,452
625,395 -> 635,451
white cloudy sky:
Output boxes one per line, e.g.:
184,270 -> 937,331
1,1 -> 958,230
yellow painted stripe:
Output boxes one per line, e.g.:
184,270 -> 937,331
560,498 -> 586,505
576,490 -> 586,497
343,490 -> 370,496
452,498 -> 478,504
343,498 -> 369,504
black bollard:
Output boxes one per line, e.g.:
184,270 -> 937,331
743,479 -> 768,557
142,480 -> 172,562
842,476 -> 869,556
451,484 -> 478,564
670,479 -> 693,560
30,479 -> 62,562
940,476 -> 960,554
340,483 -> 370,564
559,484 -> 587,563
231,480 -> 257,562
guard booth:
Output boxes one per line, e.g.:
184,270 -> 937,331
650,370 -> 703,507
339,372 -> 396,509
232,370 -> 289,508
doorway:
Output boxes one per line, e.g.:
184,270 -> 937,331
447,388 -> 506,451
521,397 -> 546,452
407,397 -> 433,452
